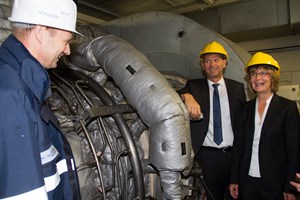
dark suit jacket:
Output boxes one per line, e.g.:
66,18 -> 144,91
178,78 -> 246,156
231,93 -> 300,193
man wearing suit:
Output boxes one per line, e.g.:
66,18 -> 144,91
229,52 -> 300,200
178,41 -> 246,200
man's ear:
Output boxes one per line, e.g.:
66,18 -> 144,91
33,25 -> 47,44
200,61 -> 204,70
223,60 -> 227,68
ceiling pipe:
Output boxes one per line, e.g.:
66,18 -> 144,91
164,0 -> 177,6
169,0 -> 241,14
203,0 -> 215,5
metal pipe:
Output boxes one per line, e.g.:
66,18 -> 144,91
56,68 -> 145,199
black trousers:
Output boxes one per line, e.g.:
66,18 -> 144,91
198,147 -> 233,200
241,176 -> 283,200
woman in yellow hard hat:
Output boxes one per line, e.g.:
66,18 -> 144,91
245,52 -> 280,93
229,52 -> 300,200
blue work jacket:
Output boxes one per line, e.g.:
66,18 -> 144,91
0,35 -> 80,200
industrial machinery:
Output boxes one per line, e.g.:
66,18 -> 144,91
49,12 -> 251,199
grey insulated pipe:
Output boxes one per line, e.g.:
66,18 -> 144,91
68,35 -> 194,197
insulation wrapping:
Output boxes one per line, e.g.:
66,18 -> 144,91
69,35 -> 194,173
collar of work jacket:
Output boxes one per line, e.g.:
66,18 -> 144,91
1,35 -> 51,103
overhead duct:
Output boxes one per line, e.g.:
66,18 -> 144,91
185,0 -> 300,42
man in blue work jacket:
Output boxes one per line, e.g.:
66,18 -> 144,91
0,0 -> 83,199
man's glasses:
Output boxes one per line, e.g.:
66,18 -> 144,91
250,71 -> 270,78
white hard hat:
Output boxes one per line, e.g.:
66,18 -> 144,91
9,0 -> 83,36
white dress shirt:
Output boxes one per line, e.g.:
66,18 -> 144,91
248,94 -> 273,177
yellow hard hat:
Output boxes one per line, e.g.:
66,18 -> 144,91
200,41 -> 228,60
245,52 -> 280,72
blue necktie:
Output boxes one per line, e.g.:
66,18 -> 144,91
212,84 -> 223,145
